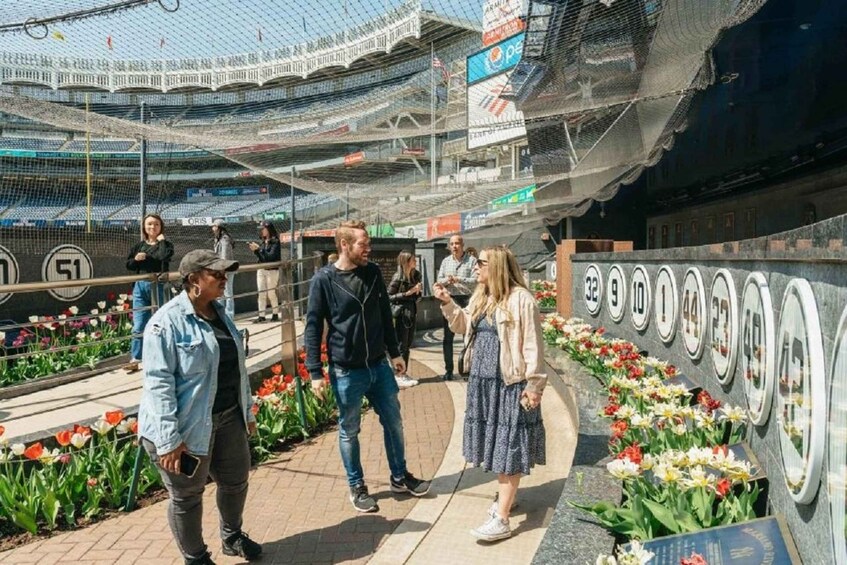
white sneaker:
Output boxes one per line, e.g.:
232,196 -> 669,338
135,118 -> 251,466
395,375 -> 419,388
471,515 -> 511,542
488,499 -> 518,519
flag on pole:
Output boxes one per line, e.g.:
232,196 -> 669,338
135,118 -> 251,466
106,35 -> 113,50
159,37 -> 166,49
52,30 -> 66,41
257,26 -> 263,43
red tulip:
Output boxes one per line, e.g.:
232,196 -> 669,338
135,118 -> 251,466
23,442 -> 44,460
55,430 -> 73,447
104,410 -> 125,426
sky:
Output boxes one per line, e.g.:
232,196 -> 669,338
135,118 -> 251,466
0,0 -> 481,60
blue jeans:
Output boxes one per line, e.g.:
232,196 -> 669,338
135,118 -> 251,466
329,359 -> 407,487
131,280 -> 165,361
218,273 -> 235,319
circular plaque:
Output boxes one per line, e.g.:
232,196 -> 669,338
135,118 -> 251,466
606,264 -> 627,323
829,305 -> 847,562
41,244 -> 94,302
776,278 -> 825,504
654,266 -> 678,343
0,244 -> 20,305
583,264 -> 603,316
709,269 -> 739,384
739,273 -> 776,426
681,267 -> 707,360
630,265 -> 651,331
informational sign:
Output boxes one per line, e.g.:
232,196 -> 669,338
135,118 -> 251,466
482,0 -> 527,46
467,74 -> 527,150
631,516 -> 800,565
489,184 -> 536,210
654,266 -> 678,343
179,217 -> 213,226
583,264 -> 603,316
775,278 -> 825,504
0,245 -> 20,306
42,244 -> 94,302
709,269 -> 739,384
828,305 -> 847,563
186,185 -> 268,202
630,265 -> 651,331
681,268 -> 707,360
468,33 -> 525,83
740,272 -> 775,426
395,222 -> 428,241
606,264 -> 627,323
426,213 -> 461,239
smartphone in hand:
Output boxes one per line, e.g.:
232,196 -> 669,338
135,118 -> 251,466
180,451 -> 201,478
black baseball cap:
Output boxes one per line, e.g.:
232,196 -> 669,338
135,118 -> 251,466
179,249 -> 239,277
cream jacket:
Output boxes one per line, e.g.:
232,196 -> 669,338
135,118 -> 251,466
441,286 -> 547,394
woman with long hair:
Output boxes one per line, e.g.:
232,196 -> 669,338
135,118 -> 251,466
248,220 -> 280,323
139,250 -> 261,565
125,213 -> 174,372
212,219 -> 235,319
433,246 -> 547,542
388,250 -> 422,388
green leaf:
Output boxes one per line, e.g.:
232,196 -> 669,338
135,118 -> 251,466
642,499 -> 681,534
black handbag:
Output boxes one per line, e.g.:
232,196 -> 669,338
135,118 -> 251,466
391,303 -> 405,318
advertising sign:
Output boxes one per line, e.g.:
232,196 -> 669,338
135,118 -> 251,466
467,33 -> 525,84
180,217 -> 213,226
395,222 -> 428,241
344,151 -> 365,166
427,213 -> 461,240
482,0 -> 527,46
490,184 -> 536,210
461,211 -> 489,232
468,74 -> 526,150
401,147 -> 426,156
187,186 -> 268,202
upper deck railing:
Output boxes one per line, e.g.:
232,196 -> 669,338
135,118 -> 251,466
0,0 -> 422,92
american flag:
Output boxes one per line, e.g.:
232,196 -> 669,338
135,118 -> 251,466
432,56 -> 450,81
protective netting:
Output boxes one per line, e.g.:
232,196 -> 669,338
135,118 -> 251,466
0,0 -> 770,241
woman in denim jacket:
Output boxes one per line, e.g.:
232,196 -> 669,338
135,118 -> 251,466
138,250 -> 261,565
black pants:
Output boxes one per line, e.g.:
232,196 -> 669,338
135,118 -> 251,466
394,310 -> 417,368
442,295 -> 469,374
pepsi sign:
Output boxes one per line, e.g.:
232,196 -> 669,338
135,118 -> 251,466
467,33 -> 524,84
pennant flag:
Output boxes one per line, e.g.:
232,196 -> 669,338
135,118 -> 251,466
52,30 -> 66,42
106,35 -> 113,50
257,26 -> 263,43
159,37 -> 166,49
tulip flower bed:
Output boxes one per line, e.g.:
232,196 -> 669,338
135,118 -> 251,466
0,295 -> 134,388
531,280 -> 557,310
0,348 -> 339,542
541,315 -> 759,563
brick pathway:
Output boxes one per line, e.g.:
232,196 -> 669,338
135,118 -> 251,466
0,359 -> 452,565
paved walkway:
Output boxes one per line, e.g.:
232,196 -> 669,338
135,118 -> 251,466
0,330 -> 577,564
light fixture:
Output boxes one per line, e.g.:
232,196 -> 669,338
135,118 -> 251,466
599,202 -> 606,219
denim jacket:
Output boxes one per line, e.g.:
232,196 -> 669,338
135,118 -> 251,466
138,291 -> 255,456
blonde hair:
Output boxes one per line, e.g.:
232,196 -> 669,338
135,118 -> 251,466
468,246 -> 526,322
335,220 -> 367,253
396,250 -> 415,280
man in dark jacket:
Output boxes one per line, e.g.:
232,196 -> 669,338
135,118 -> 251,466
305,220 -> 431,513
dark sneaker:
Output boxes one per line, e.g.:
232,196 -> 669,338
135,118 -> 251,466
350,484 -> 379,513
390,472 -> 431,497
253,316 -> 266,324
185,552 -> 216,565
222,531 -> 262,560
441,372 -> 454,381
271,313 -> 279,322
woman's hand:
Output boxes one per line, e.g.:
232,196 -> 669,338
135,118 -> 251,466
432,283 -> 452,304
520,390 -> 542,410
159,443 -> 188,474
248,242 -> 260,252
247,422 -> 257,437
134,252 -> 147,261
156,234 -> 165,242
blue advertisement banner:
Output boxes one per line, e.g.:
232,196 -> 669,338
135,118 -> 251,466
187,186 -> 269,201
461,211 -> 489,232
467,33 -> 524,84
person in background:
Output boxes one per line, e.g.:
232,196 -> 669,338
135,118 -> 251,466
466,246 -> 478,259
212,219 -> 235,319
433,246 -> 547,542
305,220 -> 430,513
248,220 -> 280,323
138,249 -> 260,565
388,251 -> 422,389
436,234 -> 477,380
125,213 -> 174,373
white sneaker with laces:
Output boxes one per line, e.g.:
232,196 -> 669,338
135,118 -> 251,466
471,515 -> 511,542
395,375 -> 419,388
488,499 -> 517,519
